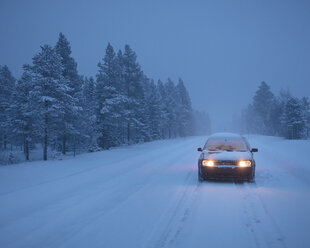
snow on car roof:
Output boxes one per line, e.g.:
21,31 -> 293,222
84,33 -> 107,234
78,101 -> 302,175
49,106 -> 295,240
208,132 -> 243,139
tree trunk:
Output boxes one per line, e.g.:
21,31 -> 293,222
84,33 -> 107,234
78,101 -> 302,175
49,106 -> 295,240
44,128 -> 48,160
44,105 -> 48,161
127,122 -> 130,144
25,138 -> 29,160
62,134 -> 66,155
4,134 -> 7,150
23,136 -> 26,154
127,81 -> 130,145
73,135 -> 76,157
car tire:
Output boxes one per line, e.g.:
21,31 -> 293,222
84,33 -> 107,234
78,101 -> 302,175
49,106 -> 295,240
248,177 -> 255,183
198,168 -> 204,182
248,170 -> 255,183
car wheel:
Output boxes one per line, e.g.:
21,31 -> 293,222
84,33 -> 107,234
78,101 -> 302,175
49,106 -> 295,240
248,171 -> 255,183
198,168 -> 204,182
248,177 -> 255,183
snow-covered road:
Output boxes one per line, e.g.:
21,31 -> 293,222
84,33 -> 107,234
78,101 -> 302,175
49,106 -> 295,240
0,135 -> 310,248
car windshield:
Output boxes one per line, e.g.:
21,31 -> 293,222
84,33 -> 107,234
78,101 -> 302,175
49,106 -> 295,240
204,137 -> 248,151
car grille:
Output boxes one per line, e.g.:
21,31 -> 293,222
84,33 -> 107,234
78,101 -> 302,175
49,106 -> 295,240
214,160 -> 238,166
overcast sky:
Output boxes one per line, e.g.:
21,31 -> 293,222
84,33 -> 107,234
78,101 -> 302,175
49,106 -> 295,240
1,0 -> 310,130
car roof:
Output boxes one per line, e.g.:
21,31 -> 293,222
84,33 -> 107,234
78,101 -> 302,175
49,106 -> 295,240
208,132 -> 243,139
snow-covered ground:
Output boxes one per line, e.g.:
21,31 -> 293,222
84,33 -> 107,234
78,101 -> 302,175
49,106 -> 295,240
0,135 -> 309,248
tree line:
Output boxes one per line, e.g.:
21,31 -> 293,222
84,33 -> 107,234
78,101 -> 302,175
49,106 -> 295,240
0,33 -> 210,162
242,81 -> 310,139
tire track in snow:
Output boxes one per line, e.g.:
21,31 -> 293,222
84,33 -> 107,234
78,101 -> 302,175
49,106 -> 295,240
55,140 -> 199,248
149,168 -> 200,248
235,182 -> 287,248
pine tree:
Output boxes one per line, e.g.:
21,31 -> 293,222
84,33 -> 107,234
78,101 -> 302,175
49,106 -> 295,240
144,79 -> 162,140
55,33 -> 81,92
0,65 -> 15,150
176,78 -> 193,137
157,79 -> 169,138
96,43 -> 125,149
282,96 -> 305,139
136,76 -> 152,142
277,90 -> 293,137
30,45 -> 70,160
122,44 -> 144,144
55,32 -> 81,154
82,76 -> 98,151
164,78 -> 178,138
9,65 -> 36,160
115,49 -> 127,143
300,97 -> 310,138
253,81 -> 275,134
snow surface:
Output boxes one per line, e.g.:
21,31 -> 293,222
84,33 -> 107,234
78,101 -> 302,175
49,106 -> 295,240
0,135 -> 310,248
202,150 -> 252,161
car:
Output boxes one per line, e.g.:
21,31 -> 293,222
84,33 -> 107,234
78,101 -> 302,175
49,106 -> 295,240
197,133 -> 258,182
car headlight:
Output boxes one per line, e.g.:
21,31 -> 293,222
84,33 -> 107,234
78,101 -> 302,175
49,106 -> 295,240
202,160 -> 214,167
239,160 -> 251,167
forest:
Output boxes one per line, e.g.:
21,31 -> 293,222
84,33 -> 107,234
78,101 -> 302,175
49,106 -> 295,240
242,81 -> 310,139
1,33 -> 309,164
0,33 -> 211,162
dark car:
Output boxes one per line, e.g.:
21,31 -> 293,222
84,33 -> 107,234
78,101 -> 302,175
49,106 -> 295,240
197,133 -> 258,182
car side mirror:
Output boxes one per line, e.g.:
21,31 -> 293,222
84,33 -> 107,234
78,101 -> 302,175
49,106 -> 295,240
251,148 -> 258,152
197,147 -> 202,152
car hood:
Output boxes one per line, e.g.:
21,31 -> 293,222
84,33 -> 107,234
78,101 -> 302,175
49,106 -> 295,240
202,150 -> 252,161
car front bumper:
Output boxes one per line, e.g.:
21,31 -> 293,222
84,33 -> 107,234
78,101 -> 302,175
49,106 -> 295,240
201,165 -> 253,179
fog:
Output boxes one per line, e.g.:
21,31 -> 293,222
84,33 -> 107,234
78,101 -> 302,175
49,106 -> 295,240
1,0 -> 310,131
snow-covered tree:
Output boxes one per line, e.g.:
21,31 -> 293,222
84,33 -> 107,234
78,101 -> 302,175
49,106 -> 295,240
157,79 -> 169,138
176,78 -> 193,137
81,76 -> 98,150
300,97 -> 310,138
96,43 -> 125,149
122,44 -> 144,144
252,81 -> 275,134
0,37 -> 198,163
8,65 -> 37,159
164,78 -> 178,138
282,96 -> 305,139
0,65 -> 15,150
30,45 -> 71,160
143,79 -> 162,140
55,32 -> 81,154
